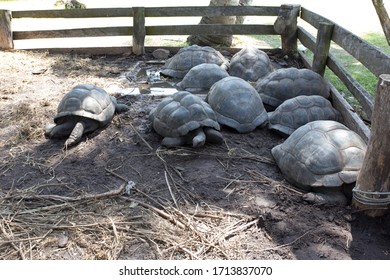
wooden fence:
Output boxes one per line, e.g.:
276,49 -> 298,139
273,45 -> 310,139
2,5 -> 390,143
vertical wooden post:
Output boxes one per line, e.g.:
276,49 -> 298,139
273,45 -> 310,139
0,10 -> 13,50
312,22 -> 334,77
132,7 -> 145,56
274,4 -> 301,57
352,74 -> 390,217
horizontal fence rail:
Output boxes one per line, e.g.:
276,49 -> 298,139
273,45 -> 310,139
9,6 -> 281,53
11,6 -> 280,18
2,5 -> 390,143
300,7 -> 390,78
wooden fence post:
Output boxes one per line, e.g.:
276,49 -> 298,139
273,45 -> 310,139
0,10 -> 13,50
274,4 -> 301,57
352,74 -> 390,217
312,22 -> 334,77
132,7 -> 145,55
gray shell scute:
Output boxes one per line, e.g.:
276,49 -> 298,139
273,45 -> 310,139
176,63 -> 229,93
268,95 -> 342,136
160,45 -> 229,79
229,46 -> 273,81
206,76 -> 268,133
54,84 -> 116,127
151,91 -> 220,138
255,68 -> 330,108
271,120 -> 367,190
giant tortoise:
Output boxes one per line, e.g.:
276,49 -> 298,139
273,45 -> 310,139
150,91 -> 223,147
45,84 -> 128,147
176,63 -> 229,94
268,95 -> 342,136
271,120 -> 367,190
206,76 -> 268,133
160,45 -> 229,79
255,68 -> 330,108
229,46 -> 273,81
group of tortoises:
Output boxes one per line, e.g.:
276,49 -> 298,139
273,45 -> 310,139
45,45 -> 367,194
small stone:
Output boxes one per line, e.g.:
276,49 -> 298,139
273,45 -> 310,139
57,232 -> 68,248
32,68 -> 47,75
152,49 -> 170,60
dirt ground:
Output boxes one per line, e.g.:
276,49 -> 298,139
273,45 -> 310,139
0,49 -> 389,260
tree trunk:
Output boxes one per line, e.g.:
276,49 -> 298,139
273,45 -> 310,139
352,74 -> 390,217
372,0 -> 390,45
0,10 -> 13,50
187,0 -> 251,47
55,0 -> 86,9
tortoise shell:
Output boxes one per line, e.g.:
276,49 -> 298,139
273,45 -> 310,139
160,45 -> 229,79
229,46 -> 273,81
271,120 -> 367,190
206,76 -> 268,133
151,91 -> 220,138
268,95 -> 342,136
255,68 -> 330,108
54,84 -> 116,127
176,63 -> 229,94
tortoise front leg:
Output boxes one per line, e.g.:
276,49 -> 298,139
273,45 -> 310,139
65,121 -> 85,147
45,122 -> 75,139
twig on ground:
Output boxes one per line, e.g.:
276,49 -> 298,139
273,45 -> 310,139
165,171 -> 179,209
259,225 -> 324,252
22,183 -> 125,202
120,197 -> 186,229
129,122 -> 153,150
0,221 -> 26,260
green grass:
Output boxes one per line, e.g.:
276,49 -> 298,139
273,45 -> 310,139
305,32 -> 389,118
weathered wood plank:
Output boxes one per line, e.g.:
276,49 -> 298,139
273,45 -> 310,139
133,7 -> 145,55
298,26 -> 374,120
12,24 -> 276,41
327,54 -> 374,120
297,26 -> 316,51
145,6 -> 280,17
43,46 -> 279,55
13,27 -> 132,40
12,8 -> 133,18
299,51 -> 371,143
312,22 -> 334,77
47,47 -> 132,55
274,4 -> 301,56
146,24 -> 277,36
0,10 -> 13,49
301,7 -> 390,77
11,6 -> 280,19
13,6 -> 279,18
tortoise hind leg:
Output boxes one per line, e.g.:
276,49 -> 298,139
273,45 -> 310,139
161,136 -> 188,147
204,127 -> 223,144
